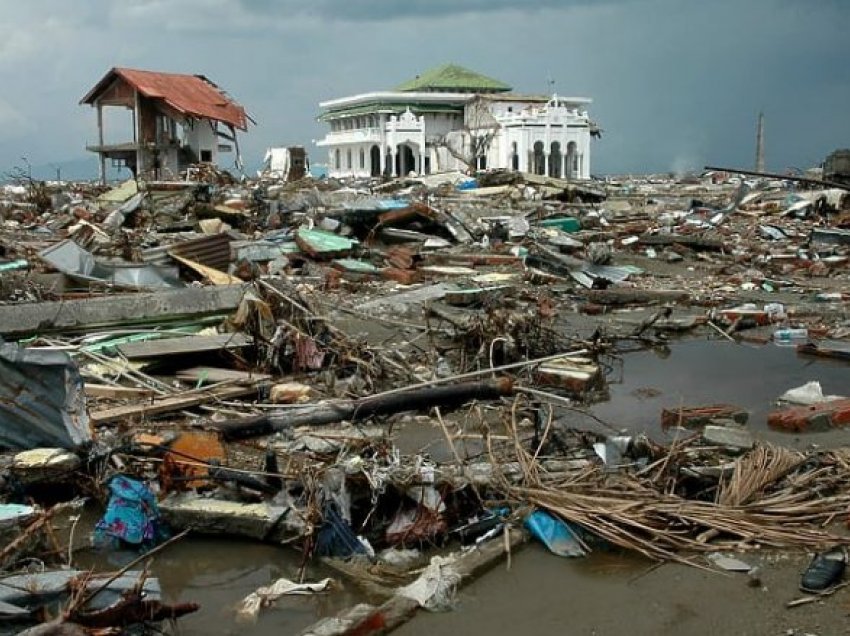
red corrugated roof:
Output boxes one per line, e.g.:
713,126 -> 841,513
81,67 -> 249,131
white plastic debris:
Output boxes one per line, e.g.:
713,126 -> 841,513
397,555 -> 461,612
379,547 -> 422,567
764,302 -> 786,320
236,577 -> 332,622
707,553 -> 753,572
778,381 -> 845,406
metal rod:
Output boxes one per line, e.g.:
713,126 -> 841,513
704,165 -> 849,191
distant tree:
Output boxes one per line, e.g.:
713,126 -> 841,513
2,161 -> 51,212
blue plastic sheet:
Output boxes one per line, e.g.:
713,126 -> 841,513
524,510 -> 587,557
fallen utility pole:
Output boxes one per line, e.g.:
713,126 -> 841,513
703,165 -> 850,191
216,378 -> 514,440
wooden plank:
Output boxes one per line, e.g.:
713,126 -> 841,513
116,333 -> 252,360
170,254 -> 242,286
175,366 -> 272,384
90,384 -> 261,425
84,384 -> 156,399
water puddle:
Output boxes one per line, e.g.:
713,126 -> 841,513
73,537 -> 363,635
592,339 -> 850,446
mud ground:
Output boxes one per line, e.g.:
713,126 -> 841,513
396,546 -> 849,636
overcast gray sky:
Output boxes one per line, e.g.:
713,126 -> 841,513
1,0 -> 848,177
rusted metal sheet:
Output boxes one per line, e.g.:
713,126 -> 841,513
81,67 -> 249,130
381,267 -> 421,285
167,233 -> 234,272
162,430 -> 226,491
384,245 -> 417,270
377,205 -> 433,226
0,341 -> 91,450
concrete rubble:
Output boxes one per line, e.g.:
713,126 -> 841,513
1,157 -> 850,634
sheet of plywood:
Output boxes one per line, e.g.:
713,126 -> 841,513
116,333 -> 252,360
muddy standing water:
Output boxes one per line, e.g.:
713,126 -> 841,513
591,339 -> 850,448
81,340 -> 850,635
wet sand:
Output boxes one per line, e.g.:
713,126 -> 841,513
396,546 -> 847,636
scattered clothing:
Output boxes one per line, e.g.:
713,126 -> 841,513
94,475 -> 167,549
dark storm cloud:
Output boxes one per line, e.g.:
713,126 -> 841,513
0,0 -> 848,177
236,0 -> 634,21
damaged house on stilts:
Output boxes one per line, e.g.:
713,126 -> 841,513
80,67 -> 253,183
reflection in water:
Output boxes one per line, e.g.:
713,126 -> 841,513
75,537 -> 362,636
591,340 -> 849,445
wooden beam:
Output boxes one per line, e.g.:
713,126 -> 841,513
175,367 -> 272,384
116,333 -> 252,360
84,384 -> 156,399
90,383 -> 262,425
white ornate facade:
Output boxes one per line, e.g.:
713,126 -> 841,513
316,65 -> 597,180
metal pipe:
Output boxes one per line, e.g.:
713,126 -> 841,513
703,165 -> 850,191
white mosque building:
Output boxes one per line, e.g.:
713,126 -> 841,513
315,64 -> 599,180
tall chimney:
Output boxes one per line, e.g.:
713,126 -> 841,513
755,112 -> 765,172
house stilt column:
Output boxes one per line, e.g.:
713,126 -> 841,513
96,104 -> 106,184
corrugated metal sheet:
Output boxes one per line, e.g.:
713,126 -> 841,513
0,342 -> 91,450
167,233 -> 234,272
39,240 -> 183,290
82,67 -> 248,130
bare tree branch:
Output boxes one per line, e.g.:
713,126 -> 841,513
433,96 -> 500,173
